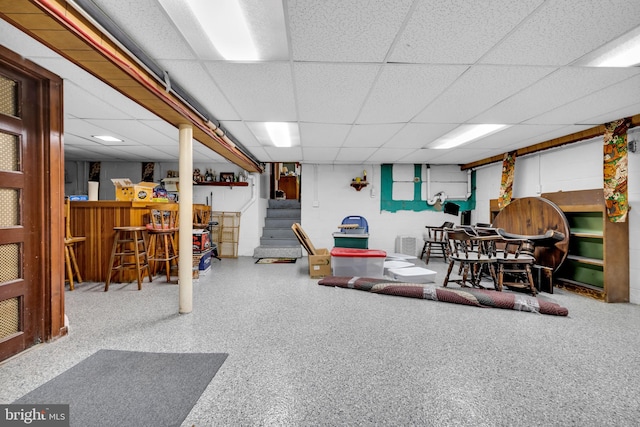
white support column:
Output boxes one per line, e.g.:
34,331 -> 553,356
178,124 -> 193,314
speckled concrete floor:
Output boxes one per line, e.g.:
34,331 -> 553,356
2,256 -> 640,426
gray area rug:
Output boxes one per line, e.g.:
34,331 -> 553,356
14,349 -> 228,427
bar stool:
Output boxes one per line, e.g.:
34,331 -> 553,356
146,203 -> 179,282
64,198 -> 86,290
104,226 -> 152,291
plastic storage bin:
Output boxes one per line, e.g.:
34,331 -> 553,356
330,248 -> 386,278
383,260 -> 414,276
387,266 -> 437,283
333,232 -> 369,249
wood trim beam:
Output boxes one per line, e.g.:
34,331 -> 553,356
0,0 -> 263,173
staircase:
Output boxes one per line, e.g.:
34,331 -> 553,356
253,199 -> 302,258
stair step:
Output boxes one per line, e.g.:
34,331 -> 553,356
260,237 -> 300,246
268,199 -> 301,209
262,227 -> 296,239
265,218 -> 299,228
266,208 -> 301,218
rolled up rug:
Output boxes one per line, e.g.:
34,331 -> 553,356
318,276 -> 568,316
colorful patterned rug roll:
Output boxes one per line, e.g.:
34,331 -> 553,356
318,276 -> 568,316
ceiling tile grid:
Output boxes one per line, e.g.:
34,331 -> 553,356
288,0 -> 414,62
412,65 -> 556,124
204,62 -> 297,122
480,0 -> 640,66
388,0 -> 545,64
294,62 -> 380,123
356,64 -> 468,124
3,1 -> 639,165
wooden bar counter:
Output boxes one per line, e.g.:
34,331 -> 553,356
69,201 -> 156,283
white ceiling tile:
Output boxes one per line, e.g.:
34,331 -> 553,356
413,65 -> 555,123
7,1 -> 640,167
91,0 -> 197,61
481,0 -> 640,65
580,103 -> 640,127
288,0 -> 413,62
463,124 -> 570,150
342,124 -> 405,148
473,67 -> 640,124
299,123 -> 351,147
389,0 -> 544,64
64,85 -> 134,121
192,143 -> 229,163
263,147 -> 303,162
383,123 -> 458,149
64,118 -> 129,142
218,121 -> 262,147
245,146 -> 272,162
334,148 -> 378,163
204,62 -> 296,121
365,148 -> 417,163
295,63 -> 380,123
357,64 -> 468,123
302,147 -> 340,163
85,119 -> 177,146
158,59 -> 240,121
527,74 -> 640,125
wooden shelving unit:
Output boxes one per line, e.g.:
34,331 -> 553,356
211,211 -> 240,258
194,181 -> 248,187
541,189 -> 628,302
490,189 -> 629,302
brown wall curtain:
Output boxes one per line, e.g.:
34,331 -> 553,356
603,118 -> 630,222
498,151 -> 516,210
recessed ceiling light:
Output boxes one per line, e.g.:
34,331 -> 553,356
246,122 -> 300,148
428,124 -> 510,149
579,26 -> 640,67
160,0 -> 288,61
188,0 -> 258,60
92,135 -> 123,142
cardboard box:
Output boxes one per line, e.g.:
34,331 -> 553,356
192,230 -> 211,253
111,179 -> 157,202
309,248 -> 331,278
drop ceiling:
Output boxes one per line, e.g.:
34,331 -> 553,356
1,0 -> 640,167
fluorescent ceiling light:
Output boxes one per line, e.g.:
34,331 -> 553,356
187,0 -> 258,61
428,124 -> 509,149
266,123 -> 293,147
580,26 -> 640,67
246,122 -> 300,148
93,135 -> 123,142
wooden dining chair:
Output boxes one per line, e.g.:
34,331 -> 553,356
420,221 -> 454,263
146,203 -> 179,282
64,198 -> 86,290
443,227 -> 498,289
192,204 -> 211,229
495,228 -> 537,296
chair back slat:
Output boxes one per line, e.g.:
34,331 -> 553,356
146,203 -> 179,231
